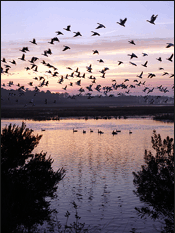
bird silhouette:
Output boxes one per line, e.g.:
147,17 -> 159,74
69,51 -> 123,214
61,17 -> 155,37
73,128 -> 78,133
30,38 -> 37,45
118,61 -> 123,65
166,54 -> 173,62
97,59 -> 104,63
98,129 -> 104,134
112,130 -> 117,135
129,62 -> 137,66
18,54 -> 25,61
128,40 -> 136,45
166,43 -> 174,48
137,71 -> 143,79
142,61 -> 148,67
73,31 -> 82,37
142,53 -> 148,57
91,31 -> 100,36
20,47 -> 29,53
48,37 -> 60,44
1,58 -> 7,63
9,60 -> 16,65
63,45 -> 70,51
96,23 -> 106,29
63,25 -> 71,31
93,50 -> 99,54
128,53 -> 138,59
117,18 -> 127,27
146,14 -> 158,25
55,31 -> 64,35
156,57 -> 162,62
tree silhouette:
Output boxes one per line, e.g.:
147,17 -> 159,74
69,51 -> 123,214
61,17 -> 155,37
1,122 -> 65,232
133,130 -> 174,232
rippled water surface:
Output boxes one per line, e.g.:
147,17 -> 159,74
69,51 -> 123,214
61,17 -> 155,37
1,118 -> 174,232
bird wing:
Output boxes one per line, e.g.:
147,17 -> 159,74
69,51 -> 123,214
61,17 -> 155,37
170,54 -> 173,59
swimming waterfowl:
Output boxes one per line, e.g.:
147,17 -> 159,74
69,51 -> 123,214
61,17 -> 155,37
112,130 -> 117,135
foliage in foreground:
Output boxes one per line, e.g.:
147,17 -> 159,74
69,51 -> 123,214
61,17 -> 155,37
133,130 -> 174,232
1,122 -> 65,233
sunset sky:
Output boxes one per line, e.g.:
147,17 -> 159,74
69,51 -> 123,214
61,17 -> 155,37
1,1 -> 174,96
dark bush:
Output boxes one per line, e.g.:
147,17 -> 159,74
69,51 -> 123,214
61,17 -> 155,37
133,130 -> 174,232
1,122 -> 65,232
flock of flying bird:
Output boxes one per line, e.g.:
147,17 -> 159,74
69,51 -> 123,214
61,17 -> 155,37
1,14 -> 174,105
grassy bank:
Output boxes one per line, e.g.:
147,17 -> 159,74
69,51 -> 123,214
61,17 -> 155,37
1,105 -> 174,121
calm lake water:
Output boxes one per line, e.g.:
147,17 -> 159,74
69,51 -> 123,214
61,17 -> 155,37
1,118 -> 174,232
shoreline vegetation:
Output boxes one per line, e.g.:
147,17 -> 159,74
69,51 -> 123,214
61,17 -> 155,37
1,105 -> 174,122
1,88 -> 174,121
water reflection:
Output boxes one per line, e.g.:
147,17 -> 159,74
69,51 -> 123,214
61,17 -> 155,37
1,118 -> 174,232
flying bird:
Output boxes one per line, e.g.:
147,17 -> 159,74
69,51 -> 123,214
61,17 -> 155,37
9,60 -> 16,65
129,62 -> 137,66
137,71 -> 143,79
42,50 -> 48,57
96,23 -> 106,29
29,38 -> 37,45
142,53 -> 148,57
73,31 -> 82,37
156,57 -> 162,62
162,72 -> 169,76
118,61 -> 123,65
93,50 -> 99,54
18,54 -> 25,61
142,61 -> 148,67
29,56 -> 39,63
63,25 -> 71,31
147,73 -> 156,78
48,37 -> 60,44
1,58 -> 7,63
91,31 -> 100,36
117,18 -> 127,27
55,31 -> 64,35
20,47 -> 29,53
63,45 -> 70,51
166,43 -> 174,48
128,40 -> 136,45
97,59 -> 104,63
166,54 -> 173,62
128,53 -> 138,59
146,14 -> 158,25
